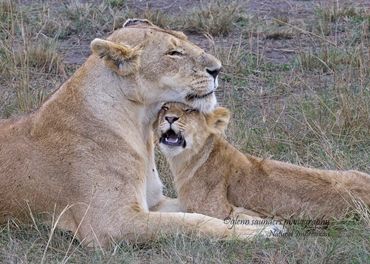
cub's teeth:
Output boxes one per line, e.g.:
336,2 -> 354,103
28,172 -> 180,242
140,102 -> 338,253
166,137 -> 179,143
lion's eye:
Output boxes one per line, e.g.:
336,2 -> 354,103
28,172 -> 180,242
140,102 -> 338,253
161,105 -> 169,111
166,50 -> 184,56
185,108 -> 197,113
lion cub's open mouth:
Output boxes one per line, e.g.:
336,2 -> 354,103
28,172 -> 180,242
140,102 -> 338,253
160,129 -> 186,148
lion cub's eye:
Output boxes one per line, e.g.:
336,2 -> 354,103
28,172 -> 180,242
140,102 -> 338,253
161,105 -> 169,111
166,50 -> 184,56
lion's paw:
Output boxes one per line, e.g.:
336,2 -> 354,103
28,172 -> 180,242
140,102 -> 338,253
224,215 -> 286,239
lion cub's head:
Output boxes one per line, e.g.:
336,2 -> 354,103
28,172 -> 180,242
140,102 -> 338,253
155,102 -> 230,157
90,19 -> 222,112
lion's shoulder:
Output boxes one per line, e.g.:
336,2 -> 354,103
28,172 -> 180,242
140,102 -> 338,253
0,114 -> 33,137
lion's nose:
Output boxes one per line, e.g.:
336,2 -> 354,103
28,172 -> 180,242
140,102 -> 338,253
165,116 -> 179,124
206,67 -> 221,79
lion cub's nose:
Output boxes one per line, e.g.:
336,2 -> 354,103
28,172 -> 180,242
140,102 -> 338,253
165,116 -> 179,124
206,67 -> 221,79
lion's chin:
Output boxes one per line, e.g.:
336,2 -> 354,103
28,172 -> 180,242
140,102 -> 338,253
186,93 -> 217,113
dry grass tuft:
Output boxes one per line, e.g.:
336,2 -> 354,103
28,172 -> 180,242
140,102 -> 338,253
297,47 -> 363,73
105,0 -> 126,9
139,8 -> 174,29
61,1 -> 109,36
17,39 -> 63,74
314,5 -> 368,36
183,0 -> 240,36
155,148 -> 176,198
316,6 -> 360,23
0,0 -> 12,16
211,38 -> 246,76
0,4 -> 65,115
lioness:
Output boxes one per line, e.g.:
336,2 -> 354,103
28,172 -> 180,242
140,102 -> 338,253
155,102 -> 370,220
0,19 -> 272,248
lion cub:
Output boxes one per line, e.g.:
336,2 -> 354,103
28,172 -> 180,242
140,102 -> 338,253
155,102 -> 370,220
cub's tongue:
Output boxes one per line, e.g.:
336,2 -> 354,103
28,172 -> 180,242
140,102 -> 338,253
160,129 -> 184,147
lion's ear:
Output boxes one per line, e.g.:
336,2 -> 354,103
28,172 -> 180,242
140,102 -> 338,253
206,107 -> 231,134
90,38 -> 141,76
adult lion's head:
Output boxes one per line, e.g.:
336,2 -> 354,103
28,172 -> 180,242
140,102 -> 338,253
90,19 -> 222,112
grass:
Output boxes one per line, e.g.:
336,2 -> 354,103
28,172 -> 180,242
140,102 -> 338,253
17,39 -> 63,74
316,5 -> 361,23
1,217 -> 369,263
1,0 -> 370,263
297,46 -> 363,73
137,8 -> 175,29
314,5 -> 369,36
0,3 -> 65,115
182,0 -> 241,36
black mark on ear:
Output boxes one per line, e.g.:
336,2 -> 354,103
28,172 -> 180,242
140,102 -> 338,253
123,18 -> 154,28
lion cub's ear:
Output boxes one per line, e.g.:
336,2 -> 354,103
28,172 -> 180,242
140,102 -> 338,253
90,38 -> 141,76
206,107 -> 231,134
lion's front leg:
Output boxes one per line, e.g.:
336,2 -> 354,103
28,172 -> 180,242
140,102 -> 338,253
111,210 -> 278,247
136,211 -> 278,239
72,200 -> 277,248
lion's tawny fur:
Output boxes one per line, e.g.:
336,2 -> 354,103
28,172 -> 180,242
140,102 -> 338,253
0,20 -> 273,248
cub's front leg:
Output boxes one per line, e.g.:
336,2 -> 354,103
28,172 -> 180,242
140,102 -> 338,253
178,181 -> 284,236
